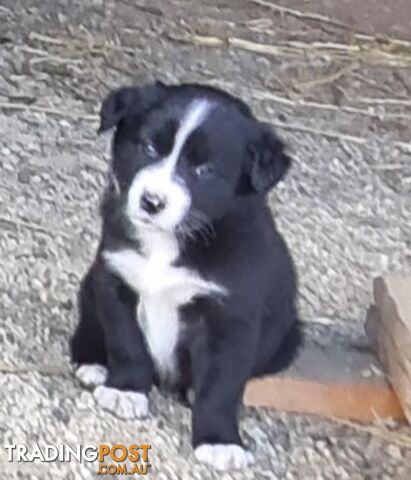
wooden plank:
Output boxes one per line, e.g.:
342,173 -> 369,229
366,275 -> 411,422
243,342 -> 405,421
244,376 -> 404,421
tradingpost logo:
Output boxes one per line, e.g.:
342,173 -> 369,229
4,443 -> 152,476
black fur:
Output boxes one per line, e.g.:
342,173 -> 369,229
71,81 -> 301,451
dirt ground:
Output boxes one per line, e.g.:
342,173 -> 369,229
0,1 -> 411,479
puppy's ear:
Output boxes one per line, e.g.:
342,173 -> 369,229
247,123 -> 291,193
98,81 -> 167,134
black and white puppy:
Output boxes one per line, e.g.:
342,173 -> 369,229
71,82 -> 301,471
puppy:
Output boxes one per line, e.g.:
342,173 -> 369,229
71,82 -> 301,470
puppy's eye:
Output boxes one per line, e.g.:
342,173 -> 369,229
142,141 -> 157,158
194,163 -> 214,179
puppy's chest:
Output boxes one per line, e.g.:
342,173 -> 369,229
103,238 -> 224,379
135,252 -> 193,379
131,252 -> 197,302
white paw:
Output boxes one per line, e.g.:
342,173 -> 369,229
194,444 -> 255,471
93,385 -> 149,419
75,364 -> 108,388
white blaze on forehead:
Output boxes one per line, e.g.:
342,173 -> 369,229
163,98 -> 212,171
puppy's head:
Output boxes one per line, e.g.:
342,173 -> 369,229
99,82 -> 291,237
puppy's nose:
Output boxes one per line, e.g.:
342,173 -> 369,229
140,191 -> 166,215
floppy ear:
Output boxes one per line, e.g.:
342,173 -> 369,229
247,123 -> 292,193
98,81 -> 167,134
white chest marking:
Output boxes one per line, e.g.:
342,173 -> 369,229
103,233 -> 225,379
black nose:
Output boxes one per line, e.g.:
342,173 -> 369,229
140,191 -> 166,215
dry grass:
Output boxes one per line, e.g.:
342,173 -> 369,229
0,101 -> 97,121
0,12 -> 410,155
209,79 -> 411,121
250,0 -> 351,29
168,31 -> 411,68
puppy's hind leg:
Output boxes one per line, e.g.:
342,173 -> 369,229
71,267 -> 108,388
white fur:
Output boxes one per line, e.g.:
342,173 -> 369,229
94,385 -> 149,419
194,444 -> 255,470
103,236 -> 225,380
75,364 -> 108,388
126,99 -> 212,231
186,388 -> 195,406
164,99 -> 212,171
109,170 -> 120,196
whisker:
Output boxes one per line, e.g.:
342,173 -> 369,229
177,210 -> 216,245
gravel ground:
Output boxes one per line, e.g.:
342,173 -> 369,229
0,0 -> 410,478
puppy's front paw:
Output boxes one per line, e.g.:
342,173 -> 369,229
75,364 -> 108,389
94,385 -> 149,419
194,444 -> 254,471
